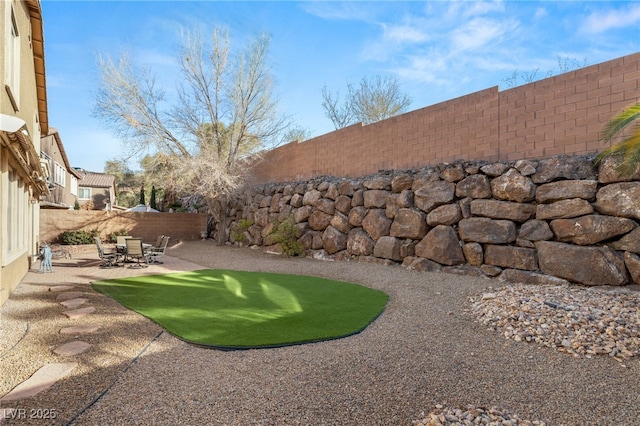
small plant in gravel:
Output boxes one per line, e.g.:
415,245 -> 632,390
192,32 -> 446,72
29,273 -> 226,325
59,229 -> 99,245
269,215 -> 305,257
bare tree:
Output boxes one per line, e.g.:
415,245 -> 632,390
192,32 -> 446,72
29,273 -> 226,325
94,28 -> 290,242
322,75 -> 412,129
502,55 -> 588,88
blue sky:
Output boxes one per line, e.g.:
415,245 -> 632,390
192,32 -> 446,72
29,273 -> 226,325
41,1 -> 640,172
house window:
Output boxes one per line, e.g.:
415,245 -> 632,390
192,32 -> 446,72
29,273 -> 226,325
54,162 -> 66,187
70,176 -> 78,196
4,5 -> 21,110
78,187 -> 91,200
40,152 -> 52,184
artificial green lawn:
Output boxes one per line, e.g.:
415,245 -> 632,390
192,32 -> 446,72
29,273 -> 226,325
91,269 -> 388,349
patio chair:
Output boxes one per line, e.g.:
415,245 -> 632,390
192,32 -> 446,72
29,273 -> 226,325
116,235 -> 132,245
94,237 -> 122,268
125,238 -> 151,268
147,235 -> 169,264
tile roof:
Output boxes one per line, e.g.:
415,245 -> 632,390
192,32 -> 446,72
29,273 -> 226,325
78,172 -> 115,188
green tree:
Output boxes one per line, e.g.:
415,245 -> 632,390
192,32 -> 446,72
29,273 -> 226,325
150,186 -> 157,210
594,102 -> 640,178
139,186 -> 146,205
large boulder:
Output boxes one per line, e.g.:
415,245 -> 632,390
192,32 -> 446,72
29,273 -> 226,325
362,209 -> 392,241
518,219 -> 553,242
415,225 -> 465,266
458,218 -> 517,244
550,215 -> 637,245
535,199 -> 594,220
484,245 -> 538,271
390,208 -> 428,239
308,210 -> 333,231
624,252 -> 640,284
531,155 -> 597,184
334,195 -> 352,215
455,174 -> 492,199
346,228 -> 375,256
426,204 -> 462,226
498,269 -> 570,286
391,174 -> 413,192
470,199 -> 535,222
315,198 -> 335,215
414,181 -> 455,213
609,228 -> 640,254
302,189 -> 322,206
491,168 -> 536,202
594,182 -> 640,220
348,206 -> 367,227
363,190 -> 389,208
330,211 -> 351,234
322,226 -> 348,255
536,241 -> 628,286
597,155 -> 640,183
364,176 -> 391,190
535,180 -> 598,203
373,236 -> 402,261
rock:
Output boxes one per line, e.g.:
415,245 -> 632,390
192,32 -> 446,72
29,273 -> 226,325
330,211 -> 351,234
458,218 -> 517,244
470,199 -> 535,222
399,239 -> 417,258
362,209 -> 392,241
405,257 -> 443,272
363,176 -> 391,190
414,181 -> 456,213
594,182 -> 640,220
325,183 -> 339,200
415,225 -> 465,266
480,265 -> 503,277
597,155 -> 640,183
348,206 -> 367,227
346,228 -> 376,256
624,252 -> 640,284
440,163 -> 466,182
427,204 -> 462,226
351,189 -> 364,206
531,155 -> 597,183
317,181 -> 330,192
391,173 -> 413,192
290,193 -> 303,208
364,189 -> 390,208
259,195 -> 272,208
480,162 -> 509,176
308,210 -> 333,231
484,245 -> 538,271
442,265 -> 485,277
518,219 -> 554,241
390,208 -> 428,239
254,208 -> 270,227
337,180 -> 354,196
535,180 -> 598,203
462,242 -> 483,266
491,168 -> 536,202
385,194 -> 399,219
269,193 -> 281,212
411,171 -> 440,190
396,189 -> 414,208
550,215 -> 637,245
536,241 -> 628,286
334,195 -> 352,215
322,226 -> 348,255
315,198 -> 335,215
498,269 -> 571,286
609,228 -> 640,253
535,198 -> 594,220
514,159 -> 537,176
302,189 -> 322,206
455,174 -> 492,199
373,236 -> 402,261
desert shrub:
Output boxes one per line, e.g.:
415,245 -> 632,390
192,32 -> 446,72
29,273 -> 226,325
107,228 -> 130,243
59,229 -> 99,245
230,219 -> 254,243
269,215 -> 305,257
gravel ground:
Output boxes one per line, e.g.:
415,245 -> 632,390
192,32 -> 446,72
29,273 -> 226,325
1,240 -> 639,425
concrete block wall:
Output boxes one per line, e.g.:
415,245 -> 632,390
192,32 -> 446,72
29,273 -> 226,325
40,210 -> 208,245
250,52 -> 640,184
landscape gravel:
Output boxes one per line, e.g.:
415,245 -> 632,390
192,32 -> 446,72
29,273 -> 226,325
1,241 -> 639,425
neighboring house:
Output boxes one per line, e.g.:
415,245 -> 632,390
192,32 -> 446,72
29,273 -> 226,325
76,169 -> 118,210
40,127 -> 82,209
0,0 -> 50,305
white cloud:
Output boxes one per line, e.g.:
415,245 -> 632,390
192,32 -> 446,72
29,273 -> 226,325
534,7 -> 547,20
450,17 -> 516,52
381,23 -> 430,44
581,4 -> 640,34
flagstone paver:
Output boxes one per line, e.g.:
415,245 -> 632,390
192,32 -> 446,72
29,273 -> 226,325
59,324 -> 100,335
61,306 -> 96,319
56,292 -> 85,302
0,363 -> 77,402
59,297 -> 89,309
53,341 -> 92,357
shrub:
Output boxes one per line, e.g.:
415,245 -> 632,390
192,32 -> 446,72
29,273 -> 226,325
59,229 -> 99,245
269,215 -> 305,257
107,228 -> 130,243
230,219 -> 254,243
